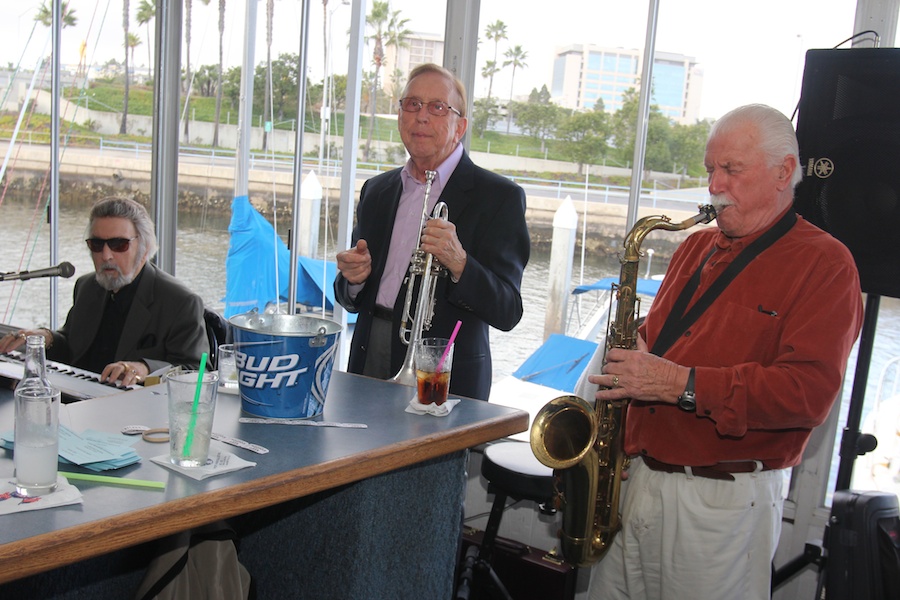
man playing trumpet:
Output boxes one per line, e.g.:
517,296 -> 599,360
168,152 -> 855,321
335,63 -> 530,401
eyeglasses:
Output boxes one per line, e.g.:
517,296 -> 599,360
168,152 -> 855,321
85,237 -> 137,253
399,97 -> 462,118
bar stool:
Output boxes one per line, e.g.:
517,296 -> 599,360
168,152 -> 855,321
456,441 -> 556,600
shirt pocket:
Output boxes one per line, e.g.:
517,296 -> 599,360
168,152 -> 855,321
697,301 -> 781,367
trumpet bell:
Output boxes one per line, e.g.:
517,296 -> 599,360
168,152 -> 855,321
530,395 -> 598,469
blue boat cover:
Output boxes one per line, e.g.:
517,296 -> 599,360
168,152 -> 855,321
513,334 -> 600,393
572,276 -> 662,297
224,195 -> 355,323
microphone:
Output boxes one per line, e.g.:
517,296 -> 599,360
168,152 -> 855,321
0,262 -> 76,282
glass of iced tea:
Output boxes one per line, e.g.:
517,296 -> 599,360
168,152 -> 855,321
415,337 -> 454,405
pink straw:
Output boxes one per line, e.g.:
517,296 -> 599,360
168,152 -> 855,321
437,320 -> 462,372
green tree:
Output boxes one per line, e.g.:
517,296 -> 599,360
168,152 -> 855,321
223,65 -> 242,112
610,87 -> 673,173
512,86 -> 564,153
330,74 -> 348,110
482,20 -> 507,105
670,120 -> 712,177
194,64 -> 218,97
254,53 -> 300,123
471,96 -> 500,138
502,44 -> 527,134
556,104 -> 610,176
136,0 -> 156,76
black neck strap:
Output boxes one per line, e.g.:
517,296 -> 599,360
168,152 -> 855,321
650,209 -> 797,357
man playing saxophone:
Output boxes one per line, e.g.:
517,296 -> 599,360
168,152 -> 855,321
334,63 -> 530,401
585,104 -> 863,599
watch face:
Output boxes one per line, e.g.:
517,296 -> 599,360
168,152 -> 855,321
678,394 -> 696,412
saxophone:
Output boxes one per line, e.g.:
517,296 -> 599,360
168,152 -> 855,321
530,204 -> 717,566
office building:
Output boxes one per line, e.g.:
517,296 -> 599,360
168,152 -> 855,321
551,44 -> 703,124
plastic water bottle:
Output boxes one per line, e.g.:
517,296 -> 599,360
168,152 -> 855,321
14,335 -> 60,496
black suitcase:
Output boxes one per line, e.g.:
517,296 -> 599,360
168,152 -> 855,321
822,490 -> 900,599
457,527 -> 577,600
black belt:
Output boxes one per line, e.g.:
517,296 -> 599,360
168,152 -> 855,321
642,456 -> 768,481
373,305 -> 393,321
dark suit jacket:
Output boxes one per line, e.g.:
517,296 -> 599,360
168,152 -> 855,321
334,151 -> 530,400
49,262 -> 209,373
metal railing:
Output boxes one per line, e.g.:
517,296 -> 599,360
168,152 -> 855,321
2,132 -> 709,208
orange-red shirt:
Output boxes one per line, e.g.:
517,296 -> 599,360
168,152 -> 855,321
631,211 -> 864,469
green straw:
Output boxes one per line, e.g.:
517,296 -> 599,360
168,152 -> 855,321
183,353 -> 208,459
59,471 -> 166,490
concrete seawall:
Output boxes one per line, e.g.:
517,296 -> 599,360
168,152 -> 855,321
2,142 -> 708,257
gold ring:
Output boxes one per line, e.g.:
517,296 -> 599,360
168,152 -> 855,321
17,333 -> 26,339
612,375 -> 619,387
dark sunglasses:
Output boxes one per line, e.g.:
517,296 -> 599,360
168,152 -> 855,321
85,237 -> 137,253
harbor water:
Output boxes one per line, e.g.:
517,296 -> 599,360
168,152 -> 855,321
2,200 -> 899,496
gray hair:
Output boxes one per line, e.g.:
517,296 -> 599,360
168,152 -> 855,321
709,104 -> 802,188
403,63 -> 468,118
84,197 -> 158,261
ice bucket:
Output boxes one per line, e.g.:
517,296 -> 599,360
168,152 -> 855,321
229,311 -> 342,419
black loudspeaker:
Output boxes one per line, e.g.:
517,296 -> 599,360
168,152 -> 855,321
794,48 -> 900,299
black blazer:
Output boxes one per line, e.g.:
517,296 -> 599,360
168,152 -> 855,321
49,262 -> 209,374
335,151 -> 530,400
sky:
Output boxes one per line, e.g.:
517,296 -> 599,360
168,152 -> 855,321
2,0 -> 874,121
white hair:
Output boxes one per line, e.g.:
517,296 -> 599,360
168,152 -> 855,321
710,104 -> 802,188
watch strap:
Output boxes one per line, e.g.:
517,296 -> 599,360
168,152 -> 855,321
677,367 -> 697,412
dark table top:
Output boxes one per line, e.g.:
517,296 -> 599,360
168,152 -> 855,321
0,369 -> 527,583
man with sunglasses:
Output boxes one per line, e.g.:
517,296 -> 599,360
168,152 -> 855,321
335,63 -> 530,401
0,197 -> 208,387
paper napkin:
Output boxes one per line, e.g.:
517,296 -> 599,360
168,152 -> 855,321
151,450 -> 256,481
405,396 -> 461,417
0,476 -> 83,516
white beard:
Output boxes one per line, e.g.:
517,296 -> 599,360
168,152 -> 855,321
95,261 -> 134,291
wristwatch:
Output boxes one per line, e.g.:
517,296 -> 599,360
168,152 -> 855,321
677,367 -> 697,412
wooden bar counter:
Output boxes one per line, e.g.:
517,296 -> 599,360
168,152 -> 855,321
0,370 -> 527,598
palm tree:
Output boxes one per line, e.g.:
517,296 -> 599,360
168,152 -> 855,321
483,20 -> 506,105
136,0 -> 156,79
383,10 -> 411,104
503,45 -> 528,134
126,32 -> 142,83
120,0 -> 131,134
34,1 -> 78,28
184,0 -> 212,143
212,0 -> 226,147
362,1 -> 409,162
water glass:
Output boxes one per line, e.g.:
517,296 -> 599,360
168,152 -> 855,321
167,371 -> 218,467
217,343 -> 239,390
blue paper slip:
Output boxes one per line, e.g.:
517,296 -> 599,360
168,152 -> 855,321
1,425 -> 141,472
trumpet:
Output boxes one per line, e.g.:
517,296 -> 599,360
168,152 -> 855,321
390,170 -> 449,385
